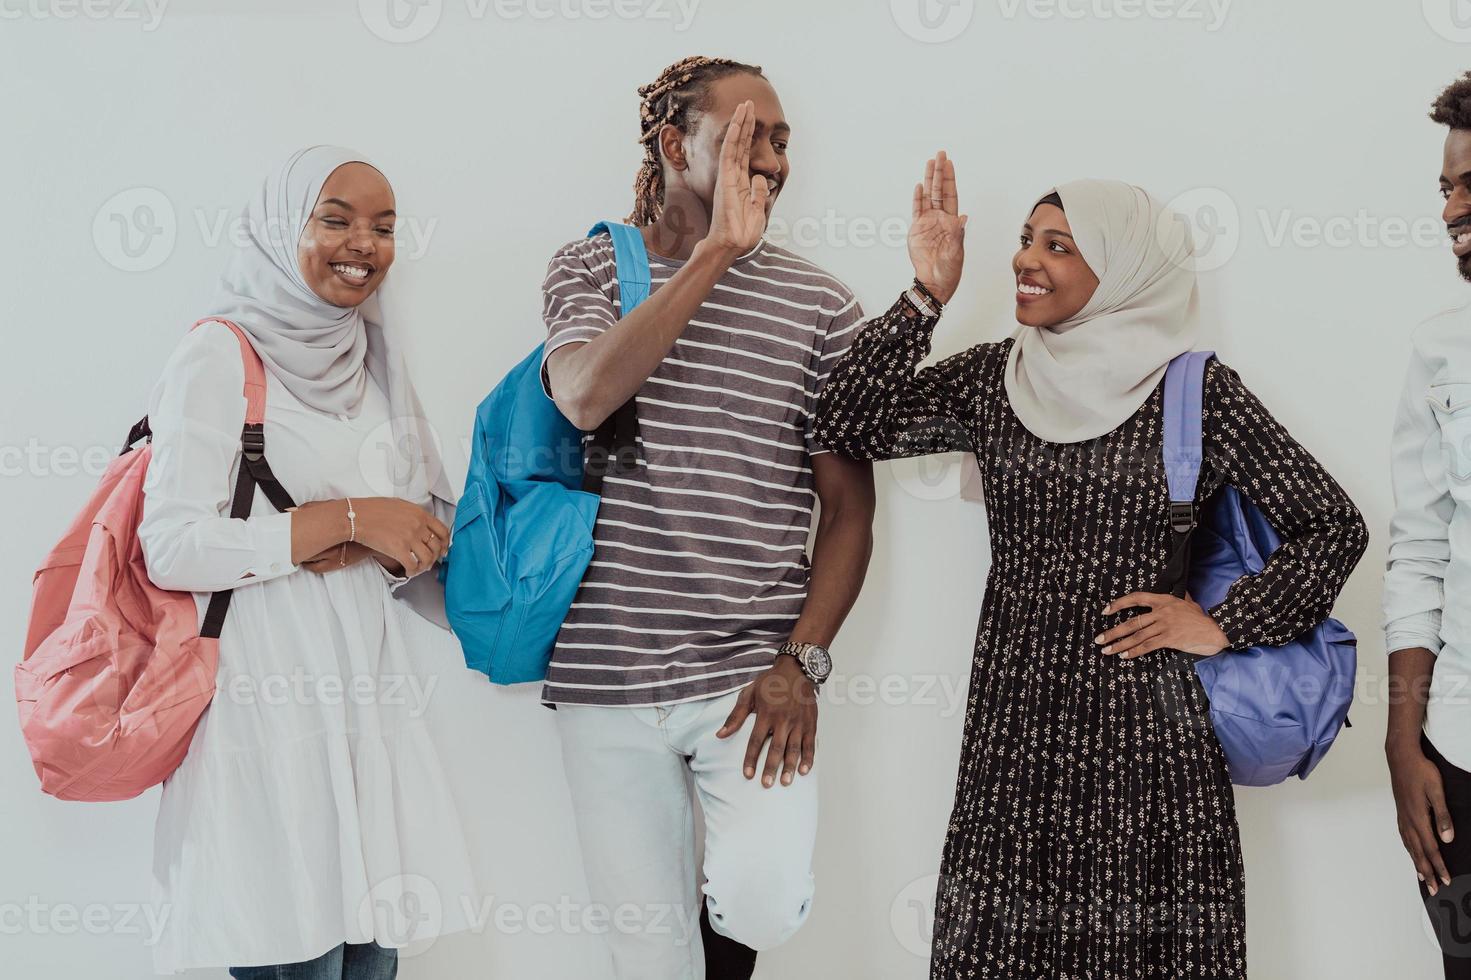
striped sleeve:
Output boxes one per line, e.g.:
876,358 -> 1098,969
804,282 -> 864,455
540,236 -> 618,398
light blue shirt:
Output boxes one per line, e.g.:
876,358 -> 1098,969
1385,304 -> 1471,770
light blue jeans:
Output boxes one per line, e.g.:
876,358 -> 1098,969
228,942 -> 397,979
556,688 -> 819,980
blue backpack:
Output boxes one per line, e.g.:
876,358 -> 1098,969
1160,350 -> 1357,786
444,221 -> 650,683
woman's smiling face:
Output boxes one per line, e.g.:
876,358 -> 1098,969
1012,202 -> 1099,328
296,161 -> 396,308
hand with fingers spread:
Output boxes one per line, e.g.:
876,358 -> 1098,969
1389,741 -> 1455,895
1095,591 -> 1229,660
716,654 -> 819,788
706,100 -> 771,258
908,149 -> 968,305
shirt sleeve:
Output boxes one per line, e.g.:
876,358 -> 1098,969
539,236 -> 619,399
1200,358 -> 1370,650
1383,336 -> 1452,656
804,285 -> 865,456
812,294 -> 986,461
138,323 -> 298,594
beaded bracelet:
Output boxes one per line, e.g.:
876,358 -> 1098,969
339,497 -> 357,567
910,278 -> 945,313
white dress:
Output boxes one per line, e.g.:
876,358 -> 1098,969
138,322 -> 479,973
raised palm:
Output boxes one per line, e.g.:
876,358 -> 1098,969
707,100 -> 770,254
908,150 -> 967,305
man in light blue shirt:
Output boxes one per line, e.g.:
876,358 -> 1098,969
1385,70 -> 1471,980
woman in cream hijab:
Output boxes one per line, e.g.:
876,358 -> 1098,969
1002,180 -> 1200,442
815,172 -> 1367,978
139,146 -> 478,978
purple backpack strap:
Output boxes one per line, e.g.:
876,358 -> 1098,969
1163,350 -> 1215,513
1158,350 -> 1215,595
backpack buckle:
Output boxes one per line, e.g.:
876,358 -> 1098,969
1169,501 -> 1197,533
241,424 -> 265,462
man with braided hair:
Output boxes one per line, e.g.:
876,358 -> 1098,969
540,55 -> 967,979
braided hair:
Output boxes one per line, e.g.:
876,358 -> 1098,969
629,55 -> 765,226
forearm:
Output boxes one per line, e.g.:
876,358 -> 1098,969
140,508 -> 298,593
1387,646 -> 1436,755
1202,361 -> 1370,648
288,499 -> 354,565
1207,505 -> 1368,649
813,297 -> 979,462
787,502 -> 875,649
548,239 -> 738,429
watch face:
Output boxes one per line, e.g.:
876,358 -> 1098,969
804,645 -> 833,679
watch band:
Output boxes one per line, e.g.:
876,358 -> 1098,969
778,641 -> 830,686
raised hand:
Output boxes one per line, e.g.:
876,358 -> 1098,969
908,150 -> 967,305
706,100 -> 770,256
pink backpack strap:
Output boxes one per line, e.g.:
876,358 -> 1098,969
191,318 -> 267,425
184,317 -> 296,639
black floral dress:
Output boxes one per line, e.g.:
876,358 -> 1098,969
813,306 -> 1368,979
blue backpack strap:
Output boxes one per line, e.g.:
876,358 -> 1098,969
581,221 -> 652,492
1158,350 -> 1215,595
1162,350 -> 1214,513
588,221 -> 652,313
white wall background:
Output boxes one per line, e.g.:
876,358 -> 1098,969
4,0 -> 1469,976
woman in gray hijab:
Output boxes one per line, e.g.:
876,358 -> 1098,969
140,146 -> 477,978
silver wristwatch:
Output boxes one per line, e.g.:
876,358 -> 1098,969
778,641 -> 833,687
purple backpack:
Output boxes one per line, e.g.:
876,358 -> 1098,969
1161,350 -> 1356,787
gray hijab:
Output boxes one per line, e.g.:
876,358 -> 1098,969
210,146 -> 455,625
209,145 -> 455,527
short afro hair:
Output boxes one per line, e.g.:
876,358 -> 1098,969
1431,72 -> 1471,129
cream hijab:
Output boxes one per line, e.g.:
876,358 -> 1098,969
209,145 -> 455,527
1002,178 -> 1200,444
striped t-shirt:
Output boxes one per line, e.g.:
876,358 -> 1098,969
538,232 -> 863,707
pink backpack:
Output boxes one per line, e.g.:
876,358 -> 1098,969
16,319 -> 295,801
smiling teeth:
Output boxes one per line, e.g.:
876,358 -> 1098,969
1018,283 -> 1051,295
332,263 -> 370,280
1457,233 -> 1471,246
